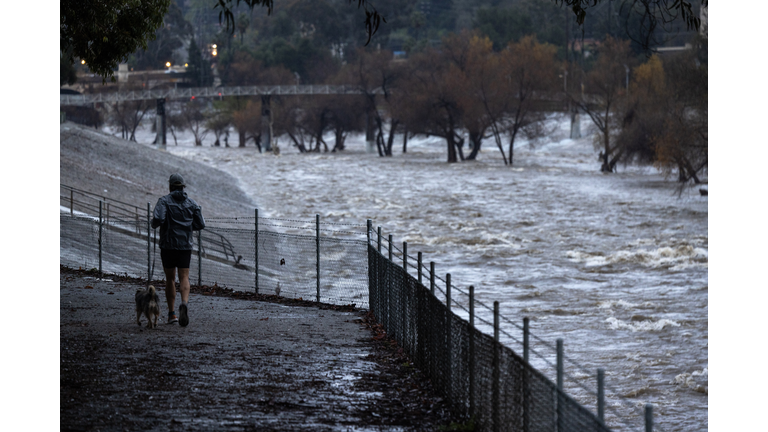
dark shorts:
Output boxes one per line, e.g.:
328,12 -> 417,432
161,249 -> 192,269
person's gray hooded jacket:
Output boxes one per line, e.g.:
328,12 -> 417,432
152,190 -> 206,250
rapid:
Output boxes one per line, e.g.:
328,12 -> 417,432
130,115 -> 708,431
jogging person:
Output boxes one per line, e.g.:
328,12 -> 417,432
152,173 -> 206,326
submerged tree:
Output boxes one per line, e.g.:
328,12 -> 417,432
181,99 -> 210,146
400,47 -> 466,163
569,36 -> 635,172
614,46 -> 706,183
498,35 -> 558,166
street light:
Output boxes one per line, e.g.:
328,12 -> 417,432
166,61 -> 172,68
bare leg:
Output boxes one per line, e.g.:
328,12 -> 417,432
164,267 -> 177,313
178,268 -> 191,305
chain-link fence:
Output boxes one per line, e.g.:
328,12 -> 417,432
369,242 -> 615,432
60,186 -> 370,308
60,184 -> 655,432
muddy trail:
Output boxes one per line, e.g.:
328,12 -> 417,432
60,267 -> 455,431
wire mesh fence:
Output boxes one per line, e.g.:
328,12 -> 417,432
60,184 -> 655,431
60,211 -> 370,309
368,243 -> 615,432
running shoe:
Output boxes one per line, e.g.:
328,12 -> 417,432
179,303 -> 189,327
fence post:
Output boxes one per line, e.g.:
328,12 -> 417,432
98,201 -> 103,280
146,202 -> 151,286
524,317 -> 530,363
469,285 -> 475,418
70,189 -> 74,216
597,368 -> 605,424
417,252 -> 423,285
367,219 -> 372,245
446,273 -> 452,400
557,338 -> 564,432
403,242 -> 407,272
402,241 -> 408,348
429,262 -> 435,296
255,209 -> 259,294
493,301 -> 500,432
645,404 -> 653,432
523,317 -> 530,432
316,214 -> 320,303
197,230 -> 202,287
376,226 -> 382,318
387,234 -> 393,331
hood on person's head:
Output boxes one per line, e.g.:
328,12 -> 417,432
170,189 -> 187,201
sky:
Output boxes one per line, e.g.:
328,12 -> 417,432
0,2 -> 759,429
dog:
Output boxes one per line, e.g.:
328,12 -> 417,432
135,285 -> 160,328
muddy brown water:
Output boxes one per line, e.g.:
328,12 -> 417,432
60,269 -> 452,431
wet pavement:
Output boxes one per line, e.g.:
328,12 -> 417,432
60,268 -> 453,431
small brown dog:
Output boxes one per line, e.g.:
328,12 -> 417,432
135,285 -> 160,328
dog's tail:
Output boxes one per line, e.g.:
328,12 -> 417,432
146,285 -> 160,304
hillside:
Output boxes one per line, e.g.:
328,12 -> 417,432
60,122 -> 257,217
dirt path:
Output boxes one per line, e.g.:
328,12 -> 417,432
60,268 -> 452,431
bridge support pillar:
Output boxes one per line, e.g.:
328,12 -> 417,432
261,95 -> 273,152
153,98 -> 166,145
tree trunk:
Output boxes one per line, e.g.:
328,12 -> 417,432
238,129 -> 246,147
600,129 -> 611,172
446,133 -> 458,163
402,127 -> 408,154
508,127 -> 520,166
333,127 -> 345,152
467,130 -> 482,160
455,134 -> 465,161
287,131 -> 307,153
385,119 -> 399,156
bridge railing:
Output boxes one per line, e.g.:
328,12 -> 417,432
59,85 -> 379,106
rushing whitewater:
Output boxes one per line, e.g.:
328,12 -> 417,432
127,115 -> 707,431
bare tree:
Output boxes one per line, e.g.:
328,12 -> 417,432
498,36 -> 558,166
400,48 -> 465,163
340,48 -> 403,157
108,97 -> 152,142
180,99 -> 209,146
569,36 -> 635,172
206,111 -> 232,147
166,104 -> 186,145
442,31 -> 496,161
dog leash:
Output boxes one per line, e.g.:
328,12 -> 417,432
148,228 -> 157,288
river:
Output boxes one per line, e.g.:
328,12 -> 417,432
132,115 -> 708,431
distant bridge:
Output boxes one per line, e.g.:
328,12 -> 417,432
59,85 -> 379,106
